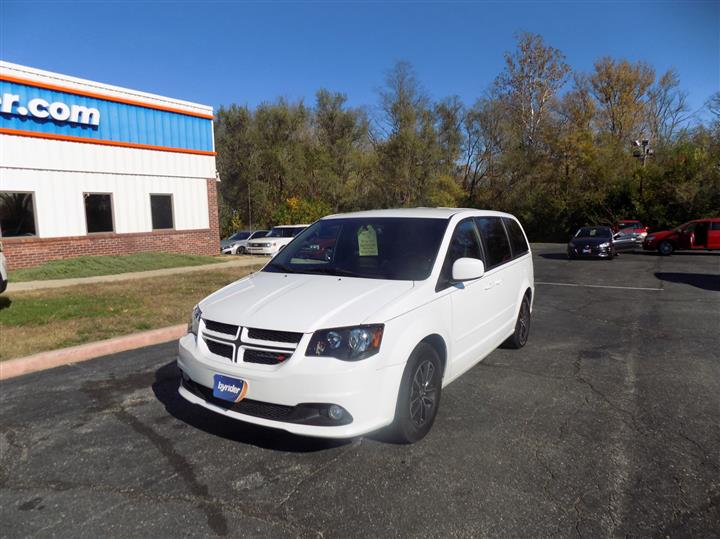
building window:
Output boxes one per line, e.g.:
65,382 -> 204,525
0,191 -> 37,237
150,194 -> 174,230
84,193 -> 114,233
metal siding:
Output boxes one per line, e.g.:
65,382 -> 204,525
1,135 -> 216,179
0,80 -> 213,152
0,167 -> 209,237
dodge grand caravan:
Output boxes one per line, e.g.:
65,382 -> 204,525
178,208 -> 534,443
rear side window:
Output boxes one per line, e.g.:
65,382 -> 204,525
475,217 -> 512,269
711,222 -> 720,231
503,218 -> 529,257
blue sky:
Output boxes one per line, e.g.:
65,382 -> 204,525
2,1 -> 718,120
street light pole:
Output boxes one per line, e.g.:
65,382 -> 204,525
633,139 -> 653,168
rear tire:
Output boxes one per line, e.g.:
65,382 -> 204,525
658,241 -> 674,256
505,295 -> 531,349
390,343 -> 443,444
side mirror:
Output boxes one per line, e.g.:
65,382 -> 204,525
452,258 -> 485,282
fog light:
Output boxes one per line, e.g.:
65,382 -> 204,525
328,405 -> 344,421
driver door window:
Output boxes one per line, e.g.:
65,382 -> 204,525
437,219 -> 484,292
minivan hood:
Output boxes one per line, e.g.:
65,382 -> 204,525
199,271 -> 415,333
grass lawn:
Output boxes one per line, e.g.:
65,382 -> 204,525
0,264 -> 263,360
9,252 -> 225,282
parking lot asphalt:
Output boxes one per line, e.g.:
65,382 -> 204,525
1,244 -> 719,538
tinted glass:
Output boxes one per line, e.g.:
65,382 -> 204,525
575,227 -> 612,239
84,193 -> 114,233
0,192 -> 36,237
267,227 -> 294,238
265,218 -> 449,280
438,219 -> 484,290
618,222 -> 642,229
476,217 -> 512,268
249,230 -> 268,239
711,222 -> 720,231
150,195 -> 174,230
503,218 -> 529,256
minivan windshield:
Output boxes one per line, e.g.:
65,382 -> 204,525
264,217 -> 449,280
575,227 -> 612,239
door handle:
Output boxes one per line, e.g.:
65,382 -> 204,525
484,282 -> 493,290
495,280 -> 502,286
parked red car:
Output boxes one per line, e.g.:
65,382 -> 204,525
643,218 -> 720,255
613,220 -> 649,236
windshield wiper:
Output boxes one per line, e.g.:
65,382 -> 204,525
305,267 -> 365,278
266,262 -> 297,274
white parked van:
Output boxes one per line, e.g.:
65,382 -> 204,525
246,225 -> 308,256
178,208 -> 534,442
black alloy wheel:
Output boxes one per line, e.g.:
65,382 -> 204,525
391,343 -> 442,444
505,295 -> 531,349
658,241 -> 674,256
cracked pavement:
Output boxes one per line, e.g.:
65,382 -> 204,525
1,244 -> 719,537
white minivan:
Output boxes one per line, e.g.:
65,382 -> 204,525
178,208 -> 534,443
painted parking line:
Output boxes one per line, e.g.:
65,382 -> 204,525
536,281 -> 663,291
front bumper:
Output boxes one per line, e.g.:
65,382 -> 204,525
642,240 -> 658,251
246,245 -> 278,256
177,333 -> 404,438
567,245 -> 612,258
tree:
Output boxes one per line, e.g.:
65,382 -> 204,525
495,32 -> 570,149
374,61 -> 444,207
314,90 -> 369,211
461,97 -> 504,201
590,57 -> 655,142
214,105 -> 258,228
646,69 -> 690,144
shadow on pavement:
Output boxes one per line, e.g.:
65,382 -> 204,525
654,272 -> 720,292
538,253 -> 569,260
633,250 -> 719,257
151,361 -> 352,453
0,297 -> 11,311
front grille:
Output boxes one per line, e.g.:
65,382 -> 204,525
247,328 -> 303,344
204,338 -> 234,360
182,379 -> 293,421
203,319 -> 239,337
243,348 -> 290,365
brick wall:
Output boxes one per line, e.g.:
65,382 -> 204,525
3,179 -> 221,270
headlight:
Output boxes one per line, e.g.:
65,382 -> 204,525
188,305 -> 202,335
599,242 -> 610,249
307,325 -> 384,361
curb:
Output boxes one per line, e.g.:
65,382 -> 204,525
0,324 -> 186,381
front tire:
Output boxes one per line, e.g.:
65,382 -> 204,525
505,295 -> 531,349
658,241 -> 674,256
390,343 -> 443,444
237,246 -> 247,255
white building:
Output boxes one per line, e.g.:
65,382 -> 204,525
0,61 -> 219,269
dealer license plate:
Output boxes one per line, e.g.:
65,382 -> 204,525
213,374 -> 248,403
